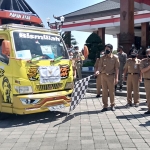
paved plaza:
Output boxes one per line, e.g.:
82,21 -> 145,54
0,93 -> 150,150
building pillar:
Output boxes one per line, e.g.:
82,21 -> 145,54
119,0 -> 134,55
97,28 -> 105,46
117,34 -> 120,48
141,22 -> 149,50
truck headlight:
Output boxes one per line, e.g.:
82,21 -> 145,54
20,99 -> 40,105
65,82 -> 74,89
15,86 -> 33,94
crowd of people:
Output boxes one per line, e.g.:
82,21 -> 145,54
68,46 -> 85,81
94,44 -> 150,114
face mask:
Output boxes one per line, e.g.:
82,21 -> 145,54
131,55 -> 136,58
69,56 -> 73,59
105,49 -> 111,54
75,50 -> 79,52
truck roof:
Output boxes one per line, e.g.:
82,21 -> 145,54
0,24 -> 60,35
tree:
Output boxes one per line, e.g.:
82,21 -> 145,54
85,33 -> 104,63
61,32 -> 78,48
112,50 -> 117,54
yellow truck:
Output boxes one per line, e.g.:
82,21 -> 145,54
0,24 -> 74,115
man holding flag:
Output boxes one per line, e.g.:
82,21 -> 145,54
96,44 -> 120,112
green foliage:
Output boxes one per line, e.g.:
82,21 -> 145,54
83,61 -> 95,67
85,33 -> 104,63
61,32 -> 78,47
112,50 -> 117,54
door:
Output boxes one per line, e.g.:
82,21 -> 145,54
0,35 -> 13,113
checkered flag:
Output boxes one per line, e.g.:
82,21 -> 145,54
69,75 -> 93,112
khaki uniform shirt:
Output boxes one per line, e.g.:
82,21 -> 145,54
72,60 -> 76,70
98,54 -> 120,74
124,58 -> 141,73
140,58 -> 150,78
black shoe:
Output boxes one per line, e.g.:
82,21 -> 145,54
111,106 -> 116,111
115,85 -> 117,92
96,95 -> 100,98
134,103 -> 139,107
101,108 -> 108,112
125,103 -> 132,108
144,111 -> 150,114
119,85 -> 122,92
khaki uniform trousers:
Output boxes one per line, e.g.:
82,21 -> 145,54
96,74 -> 102,95
76,62 -> 82,80
144,80 -> 150,111
127,74 -> 139,104
101,74 -> 115,108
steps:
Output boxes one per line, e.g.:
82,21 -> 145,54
81,71 -> 146,99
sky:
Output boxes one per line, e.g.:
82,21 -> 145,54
26,0 -> 117,50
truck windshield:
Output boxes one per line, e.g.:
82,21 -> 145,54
13,31 -> 68,60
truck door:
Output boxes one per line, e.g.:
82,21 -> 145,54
0,35 -> 13,113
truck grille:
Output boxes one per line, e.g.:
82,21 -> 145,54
36,83 -> 63,91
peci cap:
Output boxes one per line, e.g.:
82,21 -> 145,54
119,45 -> 123,50
105,44 -> 113,50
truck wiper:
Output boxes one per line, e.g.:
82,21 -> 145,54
53,56 -> 63,62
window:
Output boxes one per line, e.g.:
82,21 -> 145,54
0,39 -> 9,64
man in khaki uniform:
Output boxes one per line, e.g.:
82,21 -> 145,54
96,44 -> 120,112
123,50 -> 142,108
140,49 -> 150,114
73,46 -> 84,80
94,51 -> 104,98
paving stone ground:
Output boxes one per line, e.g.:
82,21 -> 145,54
0,93 -> 150,150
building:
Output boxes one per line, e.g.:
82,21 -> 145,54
59,0 -> 150,55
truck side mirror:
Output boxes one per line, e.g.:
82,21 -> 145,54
2,40 -> 11,56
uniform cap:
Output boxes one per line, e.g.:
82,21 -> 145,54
105,44 -> 113,50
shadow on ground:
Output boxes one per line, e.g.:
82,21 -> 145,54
0,111 -> 68,128
0,100 -> 148,129
139,121 -> 150,127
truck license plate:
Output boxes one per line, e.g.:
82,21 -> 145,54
48,104 -> 65,111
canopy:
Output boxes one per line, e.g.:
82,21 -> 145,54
0,0 -> 42,26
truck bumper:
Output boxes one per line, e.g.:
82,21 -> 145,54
12,89 -> 72,115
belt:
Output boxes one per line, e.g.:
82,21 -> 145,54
103,73 -> 115,76
128,73 -> 139,75
144,78 -> 150,80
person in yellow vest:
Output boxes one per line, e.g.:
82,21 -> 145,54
94,51 -> 104,98
123,50 -> 142,108
140,49 -> 150,114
